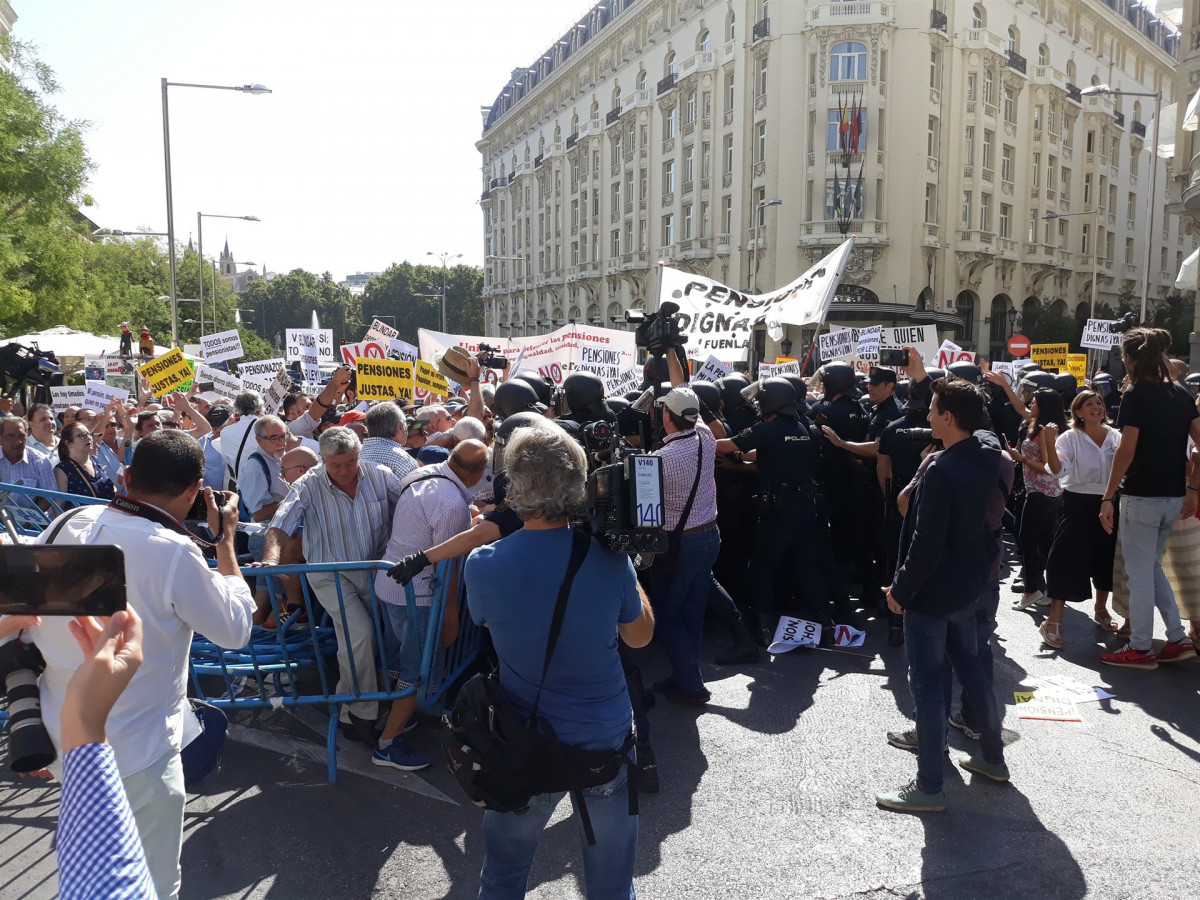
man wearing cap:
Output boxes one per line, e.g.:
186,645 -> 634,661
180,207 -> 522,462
644,387 -> 721,704
338,409 -> 368,440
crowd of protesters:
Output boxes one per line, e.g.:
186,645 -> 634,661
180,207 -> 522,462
2,324 -> 1199,896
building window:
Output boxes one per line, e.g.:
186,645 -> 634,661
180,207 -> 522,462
962,192 -> 972,230
697,29 -> 710,52
664,106 -> 677,138
700,201 -> 709,237
701,141 -> 711,178
571,199 -> 579,228
722,195 -> 732,233
830,42 -> 867,81
1128,191 -> 1137,221
725,70 -> 735,109
1003,86 -> 1017,124
756,55 -> 768,97
662,214 -> 675,246
611,229 -> 620,258
703,92 -> 712,118
683,204 -> 693,239
927,116 -> 938,158
1086,130 -> 1095,153
1032,151 -> 1041,187
756,121 -> 767,162
1006,26 -> 1019,55
999,203 -> 1011,238
965,125 -> 975,163
625,221 -> 633,251
665,52 -> 677,78
663,160 -> 675,194
1038,43 -> 1049,66
1047,155 -> 1057,191
683,145 -> 694,183
686,90 -> 697,123
925,184 -> 937,223
1081,223 -> 1089,255
637,70 -> 647,91
723,134 -> 734,173
1083,173 -> 1092,204
982,129 -> 993,170
1033,105 -> 1042,132
826,178 -> 862,219
611,181 -> 621,210
967,73 -> 977,101
971,3 -> 985,28
725,11 -> 735,42
979,193 -> 992,232
983,68 -> 994,106
1001,145 -> 1014,182
930,50 -> 940,90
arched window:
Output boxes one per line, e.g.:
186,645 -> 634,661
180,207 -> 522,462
989,294 -> 1010,344
697,29 -> 710,52
1038,44 -> 1049,66
570,112 -> 579,134
1066,60 -> 1076,83
524,145 -> 531,162
1133,100 -> 1142,121
1006,27 -> 1019,54
612,84 -> 622,108
589,99 -> 599,120
956,291 -> 976,342
830,42 -> 867,81
637,69 -> 647,91
725,11 -> 735,41
553,124 -> 561,142
665,52 -> 677,77
971,4 -> 985,28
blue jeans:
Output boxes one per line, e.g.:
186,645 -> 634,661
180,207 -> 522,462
904,601 -> 1005,795
479,770 -> 637,900
1119,495 -> 1188,651
648,527 -> 721,693
950,581 -> 1000,731
380,601 -> 430,687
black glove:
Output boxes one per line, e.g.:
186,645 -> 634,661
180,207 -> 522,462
387,551 -> 430,585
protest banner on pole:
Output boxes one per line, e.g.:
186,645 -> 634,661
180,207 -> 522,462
139,349 -> 192,396
84,357 -> 107,382
1031,343 -> 1070,373
200,329 -> 244,364
818,327 -> 854,362
364,318 -> 400,342
285,329 -> 335,366
355,358 -> 414,402
1080,319 -> 1122,350
694,355 -> 733,383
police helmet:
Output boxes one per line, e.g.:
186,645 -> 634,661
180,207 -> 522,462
905,369 -> 944,411
946,361 -> 983,385
894,380 -> 911,405
1020,371 -> 1058,392
757,377 -> 799,418
717,373 -> 753,412
562,371 -> 607,418
493,380 -> 546,419
1053,372 -> 1078,399
606,395 -> 631,413
689,379 -> 721,414
512,371 -> 553,406
780,373 -> 808,404
493,410 -> 545,447
817,362 -> 857,399
1091,372 -> 1114,399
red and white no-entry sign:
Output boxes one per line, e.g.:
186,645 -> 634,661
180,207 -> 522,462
1007,334 -> 1031,357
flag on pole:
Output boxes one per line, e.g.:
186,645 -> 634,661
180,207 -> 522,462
849,95 -> 860,151
832,165 -> 842,216
853,161 -> 864,217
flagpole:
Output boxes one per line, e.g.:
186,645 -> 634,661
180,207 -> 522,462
798,237 -> 857,376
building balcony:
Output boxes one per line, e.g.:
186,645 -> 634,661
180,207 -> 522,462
680,51 -> 716,76
805,3 -> 894,27
964,29 -> 1006,54
752,17 -> 770,42
798,219 -> 888,247
1005,50 -> 1027,75
997,237 -> 1019,258
1132,120 -> 1147,138
1030,64 -> 1068,92
929,8 -> 947,32
628,89 -> 652,110
1066,83 -> 1082,103
606,107 -> 621,126
657,73 -> 677,95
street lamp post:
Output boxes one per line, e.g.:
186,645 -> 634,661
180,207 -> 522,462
197,212 -> 259,336
751,199 -> 782,295
1046,207 -> 1101,372
426,251 -> 463,331
162,78 -> 271,348
486,254 -> 529,336
1080,84 -> 1161,322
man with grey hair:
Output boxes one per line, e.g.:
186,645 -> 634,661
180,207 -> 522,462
360,401 -> 418,480
241,416 -> 290,526
263,426 -> 406,744
217,389 -> 266,482
464,423 -> 653,898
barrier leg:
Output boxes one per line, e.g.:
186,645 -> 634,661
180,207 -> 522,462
327,703 -> 340,784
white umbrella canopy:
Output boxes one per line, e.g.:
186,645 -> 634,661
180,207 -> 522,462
0,326 -> 194,373
1176,247 -> 1199,291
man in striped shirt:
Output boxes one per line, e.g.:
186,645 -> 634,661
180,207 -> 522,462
263,426 -> 406,742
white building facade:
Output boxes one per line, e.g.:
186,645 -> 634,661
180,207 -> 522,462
479,0 -> 1182,363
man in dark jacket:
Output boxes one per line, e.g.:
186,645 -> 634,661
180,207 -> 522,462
877,379 -> 1010,813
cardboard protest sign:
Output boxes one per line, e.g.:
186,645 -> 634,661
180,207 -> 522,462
84,357 -> 107,382
106,373 -> 135,395
300,342 -> 321,386
1014,690 -> 1082,722
774,359 -> 801,376
285,329 -> 334,365
355,358 -> 414,402
936,339 -> 975,368
1066,354 -> 1087,382
1080,319 -> 1122,351
200,329 -> 244,364
758,362 -> 777,381
854,326 -> 882,362
261,368 -> 293,416
832,624 -> 866,647
82,381 -> 128,412
1031,343 -> 1069,373
49,385 -> 86,413
418,324 -> 637,387
878,325 -> 939,364
194,365 -> 243,399
139,348 -> 192,396
239,357 -> 286,381
766,616 -> 822,654
388,339 -> 418,364
340,340 -> 388,366
605,367 -> 642,396
364,318 -> 400,342
694,355 -> 732,383
414,359 -> 450,397
819,327 -> 854,361
990,361 -> 1015,385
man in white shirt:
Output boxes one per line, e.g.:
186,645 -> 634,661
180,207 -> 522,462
26,430 -> 254,899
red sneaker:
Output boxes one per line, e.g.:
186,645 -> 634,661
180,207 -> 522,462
1099,644 -> 1158,669
1156,639 -> 1197,664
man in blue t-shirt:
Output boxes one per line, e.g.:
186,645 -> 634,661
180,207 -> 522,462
464,422 -> 653,900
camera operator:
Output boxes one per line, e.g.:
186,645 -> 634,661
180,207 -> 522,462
556,372 -> 616,425
26,430 -> 254,899
463,422 -> 654,899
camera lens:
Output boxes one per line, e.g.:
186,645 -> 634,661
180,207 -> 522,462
4,669 -> 57,773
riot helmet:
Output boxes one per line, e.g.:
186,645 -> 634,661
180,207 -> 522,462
757,377 -> 799,418
493,379 -> 545,419
689,379 -> 722,414
816,362 -> 857,399
512,371 -> 553,406
1184,373 -> 1200,397
780,373 -> 808,404
562,371 -> 608,420
946,361 -> 983,385
717,373 -> 753,413
492,411 -> 546,470
1053,372 -> 1078,400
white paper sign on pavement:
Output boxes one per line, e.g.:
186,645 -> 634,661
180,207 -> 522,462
200,329 -> 244,364
767,616 -> 822,654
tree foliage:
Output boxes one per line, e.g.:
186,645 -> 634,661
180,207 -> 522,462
241,270 -> 361,353
361,263 -> 484,342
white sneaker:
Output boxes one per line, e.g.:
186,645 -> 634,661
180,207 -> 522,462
1035,593 -> 1053,607
1012,590 -> 1044,610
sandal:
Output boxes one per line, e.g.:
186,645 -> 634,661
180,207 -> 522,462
1117,622 -> 1132,639
1039,621 -> 1065,649
1092,611 -> 1119,632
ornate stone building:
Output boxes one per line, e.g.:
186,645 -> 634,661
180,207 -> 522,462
479,0 -> 1182,363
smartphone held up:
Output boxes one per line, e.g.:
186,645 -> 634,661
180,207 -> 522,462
0,546 -> 127,617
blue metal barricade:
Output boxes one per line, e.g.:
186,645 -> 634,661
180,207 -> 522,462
0,481 -> 108,537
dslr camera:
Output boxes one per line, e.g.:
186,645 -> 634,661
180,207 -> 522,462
895,427 -> 943,450
626,301 -> 688,357
476,343 -> 509,371
0,639 -> 57,773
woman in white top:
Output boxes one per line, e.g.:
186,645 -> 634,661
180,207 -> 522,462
1042,390 -> 1122,646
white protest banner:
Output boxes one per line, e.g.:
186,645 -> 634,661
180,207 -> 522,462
774,359 -> 801,376
758,362 -> 777,381
82,380 -> 129,412
832,624 -> 867,648
388,338 -> 418,364
605,366 -> 643,396
819,326 -> 854,361
1081,318 -> 1122,350
418,323 -> 637,387
239,357 -> 286,381
1014,691 -> 1082,722
261,368 -> 293,416
660,237 -> 856,361
200,329 -> 244,364
194,364 -> 243,399
854,325 -> 882,362
285,329 -> 335,365
50,385 -> 86,413
340,340 -> 389,366
766,616 -> 822,654
364,318 -> 400,343
694,355 -> 732,383
878,325 -> 939,364
84,357 -> 107,382
990,361 -> 1014,385
936,339 -> 975,368
300,342 -> 321,385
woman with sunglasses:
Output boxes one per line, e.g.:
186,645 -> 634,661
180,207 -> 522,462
54,422 -> 116,500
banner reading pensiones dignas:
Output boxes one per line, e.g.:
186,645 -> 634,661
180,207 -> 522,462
659,237 -> 856,362
417,324 -> 638,386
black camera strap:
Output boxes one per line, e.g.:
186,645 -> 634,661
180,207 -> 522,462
527,527 -> 591,722
109,495 -> 221,554
672,432 -> 704,537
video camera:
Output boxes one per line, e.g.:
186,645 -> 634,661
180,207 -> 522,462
0,342 -> 62,397
1112,311 -> 1140,334
582,452 -> 670,562
895,427 -> 943,450
476,342 -> 510,371
626,301 -> 687,357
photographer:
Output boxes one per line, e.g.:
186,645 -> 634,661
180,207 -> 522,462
26,430 -> 254,899
464,422 -> 653,900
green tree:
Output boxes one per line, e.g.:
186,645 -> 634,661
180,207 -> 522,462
361,262 -> 483,342
0,36 -> 94,331
241,269 -> 361,352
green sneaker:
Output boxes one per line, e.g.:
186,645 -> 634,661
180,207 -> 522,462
875,779 -> 947,812
958,755 -> 1010,783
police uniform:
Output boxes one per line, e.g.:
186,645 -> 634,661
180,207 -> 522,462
860,392 -> 903,605
712,401 -> 759,607
812,394 -> 871,587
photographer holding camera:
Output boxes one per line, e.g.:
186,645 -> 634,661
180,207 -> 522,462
23,430 -> 254,899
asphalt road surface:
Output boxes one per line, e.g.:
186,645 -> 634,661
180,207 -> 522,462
2,553 -> 1198,899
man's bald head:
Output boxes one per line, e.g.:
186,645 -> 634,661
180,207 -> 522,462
449,438 -> 489,487
281,446 -> 320,483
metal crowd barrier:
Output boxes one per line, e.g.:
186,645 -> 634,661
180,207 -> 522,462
0,481 -> 108,538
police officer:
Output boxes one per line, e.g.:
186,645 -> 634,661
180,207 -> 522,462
511,370 -> 554,408
556,371 -> 616,425
716,373 -> 759,434
810,361 -> 872,595
716,378 -> 837,644
492,379 -> 547,420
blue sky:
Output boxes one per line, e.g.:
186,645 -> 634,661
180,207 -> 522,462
14,0 -> 577,280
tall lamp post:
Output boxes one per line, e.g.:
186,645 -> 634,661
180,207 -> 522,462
197,212 -> 259,335
1045,208 -> 1101,374
1080,84 -> 1161,322
486,254 -> 529,336
162,78 -> 271,348
426,251 -> 463,331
